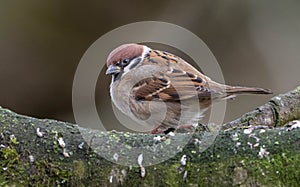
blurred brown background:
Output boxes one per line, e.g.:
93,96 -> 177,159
0,1 -> 299,130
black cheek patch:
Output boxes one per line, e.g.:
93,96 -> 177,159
128,57 -> 141,70
112,73 -> 122,82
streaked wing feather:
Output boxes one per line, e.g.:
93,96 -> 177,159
132,50 -> 214,101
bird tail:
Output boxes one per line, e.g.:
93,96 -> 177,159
225,85 -> 272,95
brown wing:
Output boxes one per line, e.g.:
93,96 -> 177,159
132,50 -> 218,101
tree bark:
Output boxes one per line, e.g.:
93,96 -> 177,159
223,86 -> 300,129
0,87 -> 300,186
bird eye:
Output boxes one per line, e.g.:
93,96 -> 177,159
121,58 -> 130,66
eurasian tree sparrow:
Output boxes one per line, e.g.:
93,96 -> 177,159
106,43 -> 272,133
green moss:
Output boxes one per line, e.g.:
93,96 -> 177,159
181,151 -> 300,186
110,147 -> 299,186
9,136 -> 19,145
0,105 -> 300,186
0,143 -> 28,186
0,141 -> 86,186
1,147 -> 19,166
25,159 -> 71,186
165,164 -> 187,186
248,153 -> 300,186
72,160 -> 86,180
240,113 -> 253,124
0,144 -> 300,186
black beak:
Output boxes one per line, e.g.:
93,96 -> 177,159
106,65 -> 121,75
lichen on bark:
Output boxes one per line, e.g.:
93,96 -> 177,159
0,86 -> 300,186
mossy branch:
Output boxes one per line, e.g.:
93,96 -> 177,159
223,86 -> 300,129
0,87 -> 300,186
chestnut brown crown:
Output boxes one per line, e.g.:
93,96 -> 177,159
106,43 -> 144,67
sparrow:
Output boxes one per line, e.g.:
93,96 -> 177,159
106,43 -> 272,133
